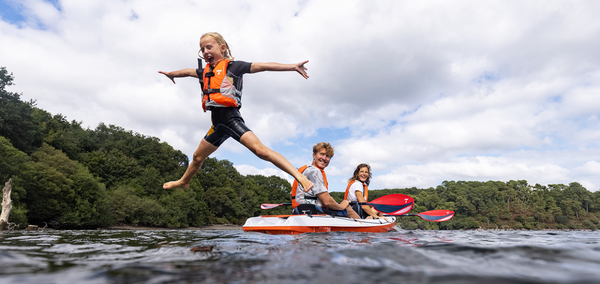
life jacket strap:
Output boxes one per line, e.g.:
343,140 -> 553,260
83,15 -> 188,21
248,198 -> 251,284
204,88 -> 220,94
204,68 -> 214,102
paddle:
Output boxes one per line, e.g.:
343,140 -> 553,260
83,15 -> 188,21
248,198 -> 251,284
396,210 -> 455,222
261,194 -> 415,215
350,194 -> 414,215
260,203 -> 291,209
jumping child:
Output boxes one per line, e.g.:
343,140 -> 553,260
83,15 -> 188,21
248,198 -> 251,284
159,32 -> 313,191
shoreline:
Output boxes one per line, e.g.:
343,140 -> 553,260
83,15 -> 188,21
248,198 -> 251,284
5,224 -> 593,232
103,224 -> 243,230
4,226 -> 593,232
100,225 -> 592,232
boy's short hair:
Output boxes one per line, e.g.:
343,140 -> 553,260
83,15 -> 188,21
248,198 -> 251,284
313,142 -> 334,157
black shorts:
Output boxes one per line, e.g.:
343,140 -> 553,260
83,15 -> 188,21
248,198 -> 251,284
204,107 -> 252,147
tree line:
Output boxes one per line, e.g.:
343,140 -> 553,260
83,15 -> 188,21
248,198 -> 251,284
1,66 -> 291,228
330,180 -> 600,230
2,66 -> 599,230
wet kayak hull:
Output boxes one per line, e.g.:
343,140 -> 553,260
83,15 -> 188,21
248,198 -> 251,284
243,214 -> 397,235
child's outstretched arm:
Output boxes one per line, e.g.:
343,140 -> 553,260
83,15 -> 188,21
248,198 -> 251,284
250,60 -> 309,79
158,68 -> 199,84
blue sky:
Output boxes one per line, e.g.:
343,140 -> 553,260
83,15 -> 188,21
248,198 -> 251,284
1,0 -> 599,192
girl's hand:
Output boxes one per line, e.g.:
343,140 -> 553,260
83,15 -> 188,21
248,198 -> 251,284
158,71 -> 176,84
373,215 -> 391,223
294,60 -> 309,79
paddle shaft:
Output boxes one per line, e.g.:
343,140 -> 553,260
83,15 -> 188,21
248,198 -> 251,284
262,194 -> 415,215
350,201 -> 388,206
385,209 -> 455,222
263,201 -> 383,209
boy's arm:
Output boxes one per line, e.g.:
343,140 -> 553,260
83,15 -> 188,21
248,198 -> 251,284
158,68 -> 199,84
250,60 -> 309,79
318,192 -> 350,210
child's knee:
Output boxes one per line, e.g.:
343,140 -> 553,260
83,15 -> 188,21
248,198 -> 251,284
192,152 -> 207,163
254,146 -> 271,160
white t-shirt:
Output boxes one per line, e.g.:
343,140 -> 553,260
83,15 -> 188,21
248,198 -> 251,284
346,181 -> 365,202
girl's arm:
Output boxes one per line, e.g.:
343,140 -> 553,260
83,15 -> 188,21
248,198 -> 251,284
250,60 -> 309,79
158,68 -> 199,84
356,191 -> 389,222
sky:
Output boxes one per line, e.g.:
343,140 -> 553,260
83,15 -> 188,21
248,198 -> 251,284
1,0 -> 599,193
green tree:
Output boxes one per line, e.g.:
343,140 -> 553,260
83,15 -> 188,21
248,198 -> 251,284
245,174 -> 292,215
35,109 -> 91,160
18,143 -> 109,227
0,136 -> 30,224
0,67 -> 43,154
159,188 -> 204,227
0,136 -> 29,188
569,182 -> 592,214
110,185 -> 166,226
204,186 -> 244,224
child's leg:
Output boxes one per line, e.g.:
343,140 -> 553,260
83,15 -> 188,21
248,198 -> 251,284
163,138 -> 218,189
239,131 -> 314,191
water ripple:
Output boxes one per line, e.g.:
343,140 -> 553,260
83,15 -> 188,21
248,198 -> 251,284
2,229 -> 600,283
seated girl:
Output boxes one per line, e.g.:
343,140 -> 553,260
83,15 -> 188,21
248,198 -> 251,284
344,163 -> 389,221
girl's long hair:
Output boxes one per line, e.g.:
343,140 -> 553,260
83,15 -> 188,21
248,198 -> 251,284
199,32 -> 234,60
348,163 -> 371,185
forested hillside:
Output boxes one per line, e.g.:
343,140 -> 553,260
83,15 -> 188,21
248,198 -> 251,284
330,180 -> 600,230
1,67 -> 291,228
2,66 -> 599,230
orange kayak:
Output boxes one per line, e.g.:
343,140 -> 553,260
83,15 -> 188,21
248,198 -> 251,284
243,214 -> 397,235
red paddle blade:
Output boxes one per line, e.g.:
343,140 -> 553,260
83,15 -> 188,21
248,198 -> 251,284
369,194 -> 414,215
261,203 -> 284,210
417,210 -> 455,222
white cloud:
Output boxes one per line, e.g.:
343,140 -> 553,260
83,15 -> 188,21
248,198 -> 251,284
234,164 -> 292,184
2,0 -> 600,192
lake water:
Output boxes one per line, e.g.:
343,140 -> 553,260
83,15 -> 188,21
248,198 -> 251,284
1,227 -> 600,284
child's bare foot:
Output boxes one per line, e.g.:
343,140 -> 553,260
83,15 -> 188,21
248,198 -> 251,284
298,175 -> 314,192
366,216 -> 374,219
163,180 -> 189,190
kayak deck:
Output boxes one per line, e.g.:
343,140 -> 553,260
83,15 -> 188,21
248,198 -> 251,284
243,214 -> 397,235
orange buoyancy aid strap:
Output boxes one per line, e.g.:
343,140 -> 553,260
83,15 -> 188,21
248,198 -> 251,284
291,165 -> 308,209
321,168 -> 328,189
290,165 -> 328,209
344,180 -> 368,202
344,180 -> 355,201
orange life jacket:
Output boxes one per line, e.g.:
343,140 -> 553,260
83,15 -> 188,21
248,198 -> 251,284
202,59 -> 242,112
344,180 -> 368,202
290,165 -> 328,209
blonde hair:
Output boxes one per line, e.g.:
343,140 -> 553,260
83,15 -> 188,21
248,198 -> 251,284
313,142 -> 334,157
198,32 -> 234,60
348,163 -> 372,185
